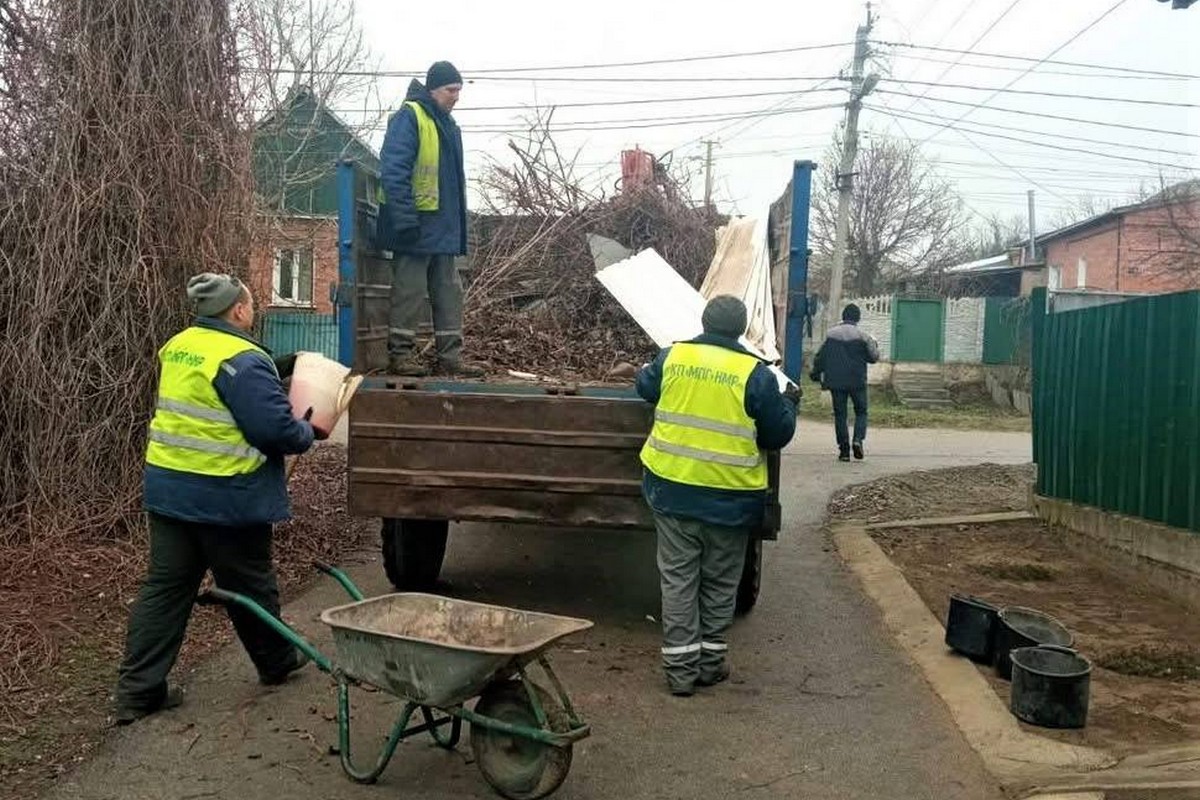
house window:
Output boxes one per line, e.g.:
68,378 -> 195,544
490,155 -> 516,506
1076,256 -> 1088,288
273,248 -> 314,306
1048,265 -> 1062,290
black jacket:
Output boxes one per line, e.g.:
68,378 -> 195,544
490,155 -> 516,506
811,322 -> 880,391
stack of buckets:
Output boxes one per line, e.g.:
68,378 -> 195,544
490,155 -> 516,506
945,595 -> 1091,729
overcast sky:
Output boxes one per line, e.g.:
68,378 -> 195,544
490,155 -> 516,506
344,0 -> 1199,230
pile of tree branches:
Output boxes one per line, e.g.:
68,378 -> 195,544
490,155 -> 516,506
465,121 -> 724,380
0,0 -> 253,546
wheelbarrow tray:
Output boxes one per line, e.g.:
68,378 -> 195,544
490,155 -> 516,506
319,593 -> 592,707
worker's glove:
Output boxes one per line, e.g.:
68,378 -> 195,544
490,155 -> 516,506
302,407 -> 330,441
274,353 -> 298,379
783,384 -> 802,406
392,225 -> 420,248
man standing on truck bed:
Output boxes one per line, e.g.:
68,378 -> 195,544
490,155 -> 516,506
114,274 -> 324,724
378,60 -> 482,378
810,303 -> 880,462
636,295 -> 799,697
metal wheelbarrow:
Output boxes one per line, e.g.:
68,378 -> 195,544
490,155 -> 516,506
196,562 -> 593,800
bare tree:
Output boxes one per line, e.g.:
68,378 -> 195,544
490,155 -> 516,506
971,212 -> 1027,258
235,0 -> 378,211
812,134 -> 971,296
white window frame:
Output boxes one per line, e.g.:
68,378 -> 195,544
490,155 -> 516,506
271,247 -> 315,308
1076,256 -> 1088,288
1048,265 -> 1062,291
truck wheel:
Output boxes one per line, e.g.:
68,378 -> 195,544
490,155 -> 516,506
381,518 -> 449,591
735,537 -> 762,615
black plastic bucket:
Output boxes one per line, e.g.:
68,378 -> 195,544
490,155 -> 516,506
994,606 -> 1073,681
1010,645 -> 1091,729
945,595 -> 999,663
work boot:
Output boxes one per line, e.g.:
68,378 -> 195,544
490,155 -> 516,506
387,356 -> 428,377
259,649 -> 311,686
115,684 -> 185,726
852,441 -> 864,461
668,681 -> 695,698
434,359 -> 486,379
696,663 -> 731,687
838,450 -> 851,463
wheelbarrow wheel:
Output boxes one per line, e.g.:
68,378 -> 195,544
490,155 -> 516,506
381,518 -> 448,591
470,681 -> 572,800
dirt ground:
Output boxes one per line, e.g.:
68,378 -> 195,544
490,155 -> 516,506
0,445 -> 373,800
828,463 -> 1036,523
832,465 -> 1200,756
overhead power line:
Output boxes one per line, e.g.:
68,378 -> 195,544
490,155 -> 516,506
872,39 -> 1199,79
896,0 -> 1023,114
887,51 -> 1193,80
888,106 -> 1196,158
879,78 -> 1198,108
250,41 -> 854,78
876,89 -> 1200,139
868,104 -> 1199,171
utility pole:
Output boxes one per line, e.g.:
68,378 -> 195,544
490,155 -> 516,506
827,4 -> 877,331
701,139 -> 717,208
1026,189 -> 1037,263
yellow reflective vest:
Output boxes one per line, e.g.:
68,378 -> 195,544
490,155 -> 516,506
640,343 -> 767,491
377,100 -> 440,211
145,326 -> 268,477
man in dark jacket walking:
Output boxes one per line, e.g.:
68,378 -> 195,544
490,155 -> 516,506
378,60 -> 481,377
114,274 -> 323,724
810,303 -> 880,462
636,296 -> 798,697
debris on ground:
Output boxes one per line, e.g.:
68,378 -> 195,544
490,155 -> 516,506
0,446 -> 370,800
828,463 -> 1035,523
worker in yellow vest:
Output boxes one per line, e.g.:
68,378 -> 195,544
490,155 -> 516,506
637,296 -> 799,696
377,60 -> 483,378
114,274 -> 324,724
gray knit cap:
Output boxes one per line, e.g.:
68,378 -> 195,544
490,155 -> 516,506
701,294 -> 748,339
186,273 -> 244,317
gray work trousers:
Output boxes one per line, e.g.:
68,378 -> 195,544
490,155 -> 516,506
654,511 -> 749,692
387,254 -> 464,365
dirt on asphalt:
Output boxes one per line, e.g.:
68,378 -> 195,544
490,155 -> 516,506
832,464 -> 1200,756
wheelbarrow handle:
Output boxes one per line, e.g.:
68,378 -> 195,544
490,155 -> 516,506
194,586 -> 333,674
313,560 -> 366,602
196,587 -> 240,607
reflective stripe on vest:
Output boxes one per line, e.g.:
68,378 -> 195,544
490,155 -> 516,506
640,342 -> 767,491
145,326 -> 269,477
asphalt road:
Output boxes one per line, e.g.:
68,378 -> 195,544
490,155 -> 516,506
49,424 -> 1030,800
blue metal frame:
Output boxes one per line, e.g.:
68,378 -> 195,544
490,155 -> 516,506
783,160 -> 815,383
336,159 -> 356,367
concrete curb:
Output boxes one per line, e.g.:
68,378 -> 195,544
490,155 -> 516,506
864,511 -> 1035,530
831,523 -> 1116,783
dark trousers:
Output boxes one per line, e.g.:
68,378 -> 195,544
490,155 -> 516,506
831,387 -> 869,454
387,254 -> 464,364
116,512 -> 294,711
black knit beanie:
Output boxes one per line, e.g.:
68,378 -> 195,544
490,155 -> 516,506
426,61 -> 462,91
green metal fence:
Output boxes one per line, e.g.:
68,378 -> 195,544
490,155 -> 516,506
1032,289 -> 1200,532
259,310 -> 339,361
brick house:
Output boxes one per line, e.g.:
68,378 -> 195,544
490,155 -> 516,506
1021,182 -> 1200,296
250,87 -> 380,315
